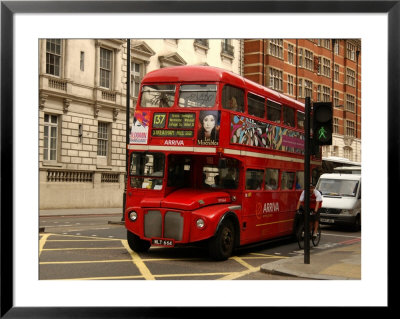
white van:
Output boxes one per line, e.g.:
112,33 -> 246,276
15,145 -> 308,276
316,173 -> 361,230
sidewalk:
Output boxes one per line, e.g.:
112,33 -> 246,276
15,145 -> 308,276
261,241 -> 361,280
39,207 -> 123,217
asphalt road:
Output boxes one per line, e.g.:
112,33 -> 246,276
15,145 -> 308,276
39,215 -> 361,280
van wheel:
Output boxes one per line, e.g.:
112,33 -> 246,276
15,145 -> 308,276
127,231 -> 151,252
209,219 -> 235,261
353,215 -> 361,231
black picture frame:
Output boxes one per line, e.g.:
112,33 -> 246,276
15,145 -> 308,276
1,1 -> 395,317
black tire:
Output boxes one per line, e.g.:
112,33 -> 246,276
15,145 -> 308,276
353,215 -> 361,231
296,222 -> 305,249
312,225 -> 321,246
209,219 -> 235,261
127,230 -> 151,253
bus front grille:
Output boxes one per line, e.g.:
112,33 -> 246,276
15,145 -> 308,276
164,211 -> 183,241
144,210 -> 162,238
144,210 -> 183,241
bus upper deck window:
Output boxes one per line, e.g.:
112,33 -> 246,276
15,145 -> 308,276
222,85 -> 244,112
140,84 -> 176,108
297,111 -> 305,129
179,84 -> 217,107
248,93 -> 265,119
283,106 -> 295,127
267,100 -> 281,123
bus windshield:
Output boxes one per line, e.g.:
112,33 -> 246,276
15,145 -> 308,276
178,84 -> 217,107
317,178 -> 359,197
130,153 -> 165,190
140,84 -> 176,108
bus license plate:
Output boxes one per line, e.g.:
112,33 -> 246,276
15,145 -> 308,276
320,218 -> 334,224
152,239 -> 175,247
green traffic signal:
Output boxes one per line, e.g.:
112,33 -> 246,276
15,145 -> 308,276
313,102 -> 333,145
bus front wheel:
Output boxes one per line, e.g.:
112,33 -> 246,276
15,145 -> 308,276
208,219 -> 235,261
127,231 -> 151,253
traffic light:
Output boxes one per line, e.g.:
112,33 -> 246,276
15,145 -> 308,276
312,102 -> 333,145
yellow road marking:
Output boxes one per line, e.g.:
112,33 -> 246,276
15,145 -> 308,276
39,234 -> 51,257
218,256 -> 259,280
121,239 -> 155,280
249,252 -> 289,259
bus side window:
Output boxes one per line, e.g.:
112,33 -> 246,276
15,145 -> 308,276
247,93 -> 265,119
295,171 -> 304,189
265,168 -> 279,190
297,111 -> 305,129
283,106 -> 295,127
222,85 -> 244,112
281,171 -> 295,190
267,100 -> 281,123
245,169 -> 264,190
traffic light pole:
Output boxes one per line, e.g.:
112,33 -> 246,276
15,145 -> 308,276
304,97 -> 311,264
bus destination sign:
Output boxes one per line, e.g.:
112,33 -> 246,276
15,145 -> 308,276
152,112 -> 195,138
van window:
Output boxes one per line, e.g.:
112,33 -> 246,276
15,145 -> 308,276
317,178 -> 359,197
265,169 -> 279,190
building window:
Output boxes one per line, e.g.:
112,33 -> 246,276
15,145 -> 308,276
304,80 -> 313,98
334,91 -> 340,107
319,39 -> 331,50
345,120 -> 356,137
298,78 -> 303,98
269,68 -> 283,91
334,64 -> 340,82
46,39 -> 62,76
298,48 -> 303,67
317,85 -> 329,102
43,114 -> 58,161
322,58 -> 331,77
333,145 -> 339,156
333,117 -> 339,134
346,42 -> 356,61
221,39 -> 234,57
287,75 -> 294,96
304,49 -> 314,71
97,122 -> 109,157
343,146 -> 353,161
80,51 -> 85,71
346,68 -> 356,87
100,48 -> 112,89
131,62 -> 143,98
346,94 -> 355,112
288,44 -> 294,64
334,40 -> 340,55
269,39 -> 283,59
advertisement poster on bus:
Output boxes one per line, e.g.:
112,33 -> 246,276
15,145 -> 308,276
130,110 -> 150,144
197,110 -> 220,146
230,115 -> 304,154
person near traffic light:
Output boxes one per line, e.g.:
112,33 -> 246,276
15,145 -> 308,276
296,184 -> 322,237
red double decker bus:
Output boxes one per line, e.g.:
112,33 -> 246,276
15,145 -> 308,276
125,66 -> 321,260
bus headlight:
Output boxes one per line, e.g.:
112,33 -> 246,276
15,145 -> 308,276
129,211 -> 138,222
196,218 -> 205,229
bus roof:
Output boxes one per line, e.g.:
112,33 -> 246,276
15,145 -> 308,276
142,65 -> 304,110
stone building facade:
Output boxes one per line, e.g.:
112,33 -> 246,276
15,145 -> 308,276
39,39 -> 242,209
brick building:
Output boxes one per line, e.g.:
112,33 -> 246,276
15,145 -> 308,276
243,39 -> 361,163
